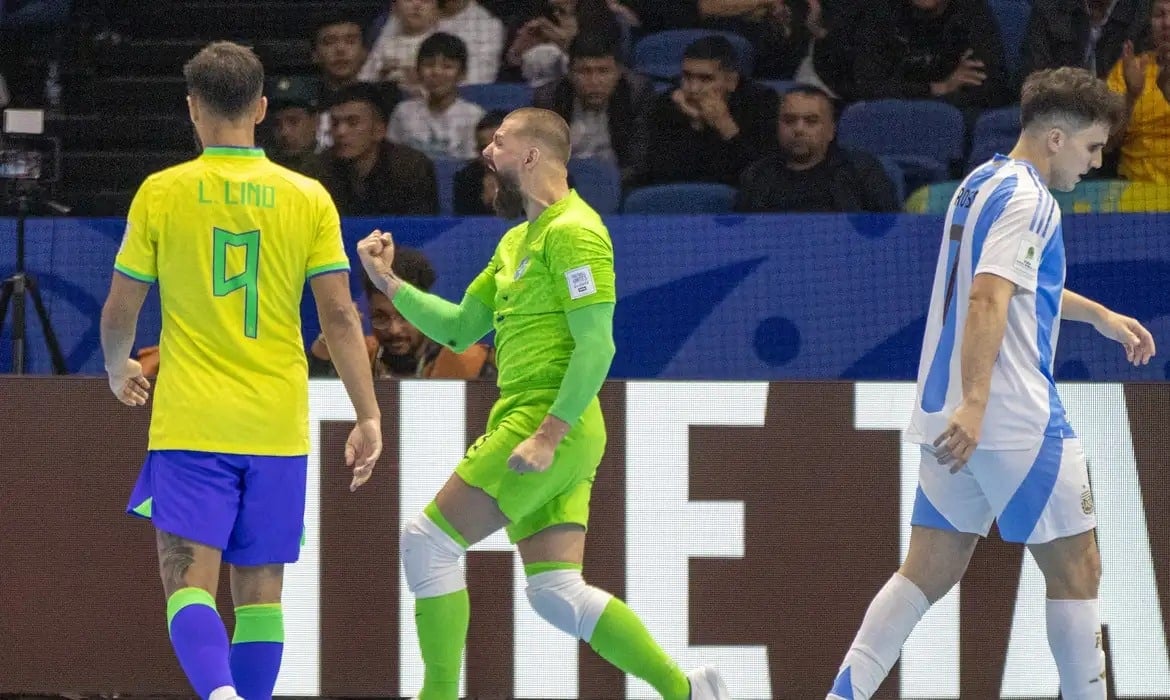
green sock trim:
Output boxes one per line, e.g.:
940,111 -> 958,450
424,501 -> 469,549
233,603 -> 284,644
131,497 -> 153,518
166,587 -> 217,630
589,598 -> 690,700
524,561 -> 583,577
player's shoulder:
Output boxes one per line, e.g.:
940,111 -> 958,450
262,160 -> 334,205
968,158 -> 1049,209
140,156 -> 203,189
551,193 -> 609,236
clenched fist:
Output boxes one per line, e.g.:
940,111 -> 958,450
357,229 -> 397,294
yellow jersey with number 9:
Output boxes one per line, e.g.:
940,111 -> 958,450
114,147 -> 349,455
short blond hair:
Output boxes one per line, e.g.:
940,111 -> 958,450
506,107 -> 571,164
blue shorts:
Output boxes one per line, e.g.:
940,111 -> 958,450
126,450 -> 307,566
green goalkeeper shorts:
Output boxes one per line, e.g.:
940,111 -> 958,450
455,389 -> 606,543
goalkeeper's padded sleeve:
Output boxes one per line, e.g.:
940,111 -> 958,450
393,283 -> 494,353
549,302 -> 616,425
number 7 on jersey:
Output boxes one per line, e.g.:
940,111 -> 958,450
212,227 -> 261,338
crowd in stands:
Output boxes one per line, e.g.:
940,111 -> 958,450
243,0 -> 1170,217
3,0 -> 1170,216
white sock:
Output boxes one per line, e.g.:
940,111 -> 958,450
1046,598 -> 1107,700
828,573 -> 931,700
207,686 -> 239,700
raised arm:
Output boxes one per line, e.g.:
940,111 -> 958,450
358,230 -> 495,352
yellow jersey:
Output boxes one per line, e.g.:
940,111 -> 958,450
114,146 -> 350,455
1107,55 -> 1170,184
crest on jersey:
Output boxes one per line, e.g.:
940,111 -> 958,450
1013,235 -> 1042,274
1081,486 -> 1095,515
514,257 -> 530,280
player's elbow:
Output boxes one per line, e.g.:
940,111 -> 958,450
965,292 -> 1010,328
100,296 -> 132,332
318,300 -> 360,335
599,336 -> 616,363
580,333 -> 616,367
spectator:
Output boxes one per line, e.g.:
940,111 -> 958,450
1022,0 -> 1151,78
438,0 -> 507,83
826,0 -> 1012,111
501,0 -> 628,87
387,32 -> 486,159
314,15 -> 369,93
534,31 -> 654,187
805,0 -> 867,97
454,109 -> 507,214
736,85 -> 900,213
266,76 -> 326,177
312,15 -> 404,149
366,0 -> 506,84
360,0 -> 441,93
319,83 -> 439,215
644,35 -> 779,186
629,0 -> 810,79
308,248 -> 497,379
1106,1 -> 1170,182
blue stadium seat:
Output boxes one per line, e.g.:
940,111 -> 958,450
568,157 -> 622,215
458,83 -> 533,113
431,156 -> 468,216
632,30 -> 754,80
988,0 -> 1031,81
878,156 -> 907,207
836,100 -> 966,183
968,105 -> 1022,170
622,183 -> 738,214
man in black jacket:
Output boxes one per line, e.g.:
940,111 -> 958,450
533,31 -> 655,188
1021,0 -> 1151,79
645,34 -> 780,187
736,85 -> 900,213
318,83 -> 439,216
821,0 -> 1012,111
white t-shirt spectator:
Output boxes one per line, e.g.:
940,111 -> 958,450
365,1 -> 504,85
438,1 -> 504,84
387,97 -> 486,159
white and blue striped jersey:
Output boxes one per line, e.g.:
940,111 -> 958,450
907,155 -> 1076,449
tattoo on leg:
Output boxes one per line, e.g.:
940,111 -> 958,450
159,531 -> 197,592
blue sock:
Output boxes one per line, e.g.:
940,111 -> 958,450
230,603 -> 285,700
167,588 -> 236,700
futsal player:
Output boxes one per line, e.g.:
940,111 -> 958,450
357,107 -> 730,700
826,67 -> 1156,700
100,41 -> 382,700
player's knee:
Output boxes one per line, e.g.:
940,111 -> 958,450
898,562 -> 965,604
525,569 -> 611,641
1043,541 -> 1102,599
400,513 -> 467,598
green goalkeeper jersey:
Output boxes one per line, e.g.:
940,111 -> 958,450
463,190 -> 616,394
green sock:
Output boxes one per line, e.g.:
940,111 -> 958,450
415,589 -> 470,700
588,597 -> 691,700
415,502 -> 470,700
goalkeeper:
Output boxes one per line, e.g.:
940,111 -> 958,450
357,107 -> 729,700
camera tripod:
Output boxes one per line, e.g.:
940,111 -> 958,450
0,191 -> 68,374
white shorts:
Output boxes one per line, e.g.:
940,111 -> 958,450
911,436 -> 1097,544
